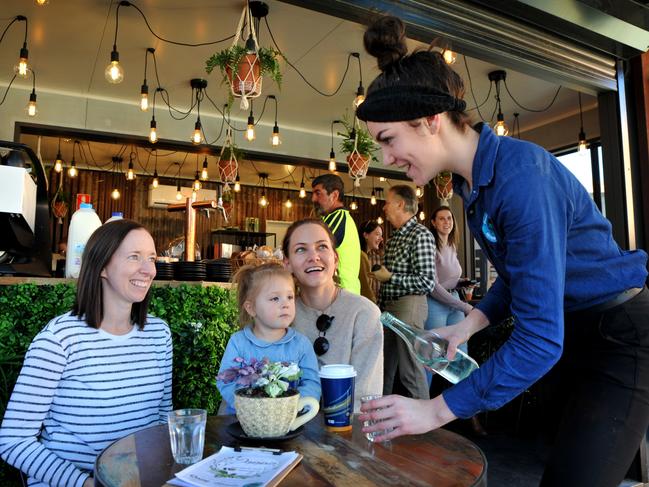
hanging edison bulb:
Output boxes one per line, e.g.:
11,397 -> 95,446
68,160 -> 77,178
350,200 -> 358,211
442,49 -> 457,65
192,121 -> 203,145
111,188 -> 121,200
415,186 -> 423,198
175,181 -> 183,200
152,170 -> 159,188
578,130 -> 588,155
419,210 -> 426,221
494,113 -> 509,136
54,154 -> 63,173
376,216 -> 384,225
233,174 -> 241,192
271,124 -> 281,146
126,161 -> 136,181
246,112 -> 256,141
284,196 -> 293,208
26,92 -> 37,117
200,157 -> 209,180
15,45 -> 29,77
149,119 -> 158,144
193,171 -> 202,191
105,49 -> 124,84
299,182 -> 306,199
140,84 -> 149,111
370,189 -> 377,206
353,84 -> 365,108
259,192 -> 268,207
328,150 -> 336,172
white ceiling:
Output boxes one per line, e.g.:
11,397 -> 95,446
1,0 -> 597,193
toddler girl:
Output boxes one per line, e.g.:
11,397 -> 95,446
217,263 -> 321,414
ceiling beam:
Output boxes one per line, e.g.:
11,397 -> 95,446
15,122 -> 409,182
279,0 -> 617,94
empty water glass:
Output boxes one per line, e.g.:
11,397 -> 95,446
167,409 -> 207,464
361,395 -> 391,442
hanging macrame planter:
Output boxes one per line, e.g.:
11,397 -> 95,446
347,120 -> 370,187
217,128 -> 239,190
433,171 -> 454,205
348,153 -> 370,187
227,4 -> 262,110
227,54 -> 262,107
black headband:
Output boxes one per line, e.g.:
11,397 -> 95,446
356,85 -> 466,122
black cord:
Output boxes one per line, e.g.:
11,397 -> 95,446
503,79 -> 562,113
268,166 -> 297,182
462,56 -> 492,121
0,16 -> 22,46
203,89 -> 245,132
203,104 -> 226,145
119,1 -> 234,47
150,52 -> 198,120
160,87 -> 196,120
0,74 -> 17,107
488,100 -> 498,124
264,17 -> 354,97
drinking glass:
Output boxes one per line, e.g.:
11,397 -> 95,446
167,409 -> 207,464
360,394 -> 391,442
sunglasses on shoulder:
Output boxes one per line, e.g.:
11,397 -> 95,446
313,314 -> 334,356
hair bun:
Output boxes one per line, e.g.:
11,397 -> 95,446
364,16 -> 408,71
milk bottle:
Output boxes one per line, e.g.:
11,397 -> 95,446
65,203 -> 102,278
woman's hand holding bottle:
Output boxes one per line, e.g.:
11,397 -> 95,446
430,308 -> 489,360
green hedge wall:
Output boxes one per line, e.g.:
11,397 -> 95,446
0,282 -> 239,485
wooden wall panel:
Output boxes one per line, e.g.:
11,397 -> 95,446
47,170 -> 445,258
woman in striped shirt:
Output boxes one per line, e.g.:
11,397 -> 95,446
0,220 -> 172,487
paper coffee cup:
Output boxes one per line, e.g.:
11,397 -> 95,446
319,364 -> 356,431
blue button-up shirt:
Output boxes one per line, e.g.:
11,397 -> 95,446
443,124 -> 648,418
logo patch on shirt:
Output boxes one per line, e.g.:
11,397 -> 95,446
482,213 -> 497,243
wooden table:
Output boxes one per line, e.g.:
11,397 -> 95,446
95,415 -> 487,486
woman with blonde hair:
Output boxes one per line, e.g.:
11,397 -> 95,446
283,218 -> 383,412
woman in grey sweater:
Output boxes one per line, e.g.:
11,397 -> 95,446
283,219 -> 383,412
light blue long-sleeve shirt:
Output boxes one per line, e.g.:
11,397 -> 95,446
443,124 -> 648,418
217,327 -> 321,414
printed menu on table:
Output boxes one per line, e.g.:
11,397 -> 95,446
167,446 -> 302,487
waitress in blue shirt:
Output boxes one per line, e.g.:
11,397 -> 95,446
356,15 -> 649,487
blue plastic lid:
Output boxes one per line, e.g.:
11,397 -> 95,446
80,203 -> 93,209
111,212 -> 123,217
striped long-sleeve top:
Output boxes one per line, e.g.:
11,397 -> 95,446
0,312 -> 173,487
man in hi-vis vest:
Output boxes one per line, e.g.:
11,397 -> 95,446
311,174 -> 361,294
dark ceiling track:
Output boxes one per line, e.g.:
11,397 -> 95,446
14,122 -> 408,181
278,0 -> 618,94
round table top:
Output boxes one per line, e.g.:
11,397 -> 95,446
95,414 -> 487,487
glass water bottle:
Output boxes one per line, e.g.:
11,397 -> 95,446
380,312 -> 479,384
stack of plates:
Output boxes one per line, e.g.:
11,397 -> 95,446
205,258 -> 233,282
174,261 -> 207,281
154,262 -> 174,280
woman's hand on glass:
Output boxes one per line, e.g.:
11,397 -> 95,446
359,394 -> 456,441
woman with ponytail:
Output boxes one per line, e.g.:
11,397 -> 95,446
356,15 -> 649,487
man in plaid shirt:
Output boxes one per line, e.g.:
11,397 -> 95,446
373,185 -> 436,399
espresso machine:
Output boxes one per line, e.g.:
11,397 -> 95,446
0,141 -> 51,276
